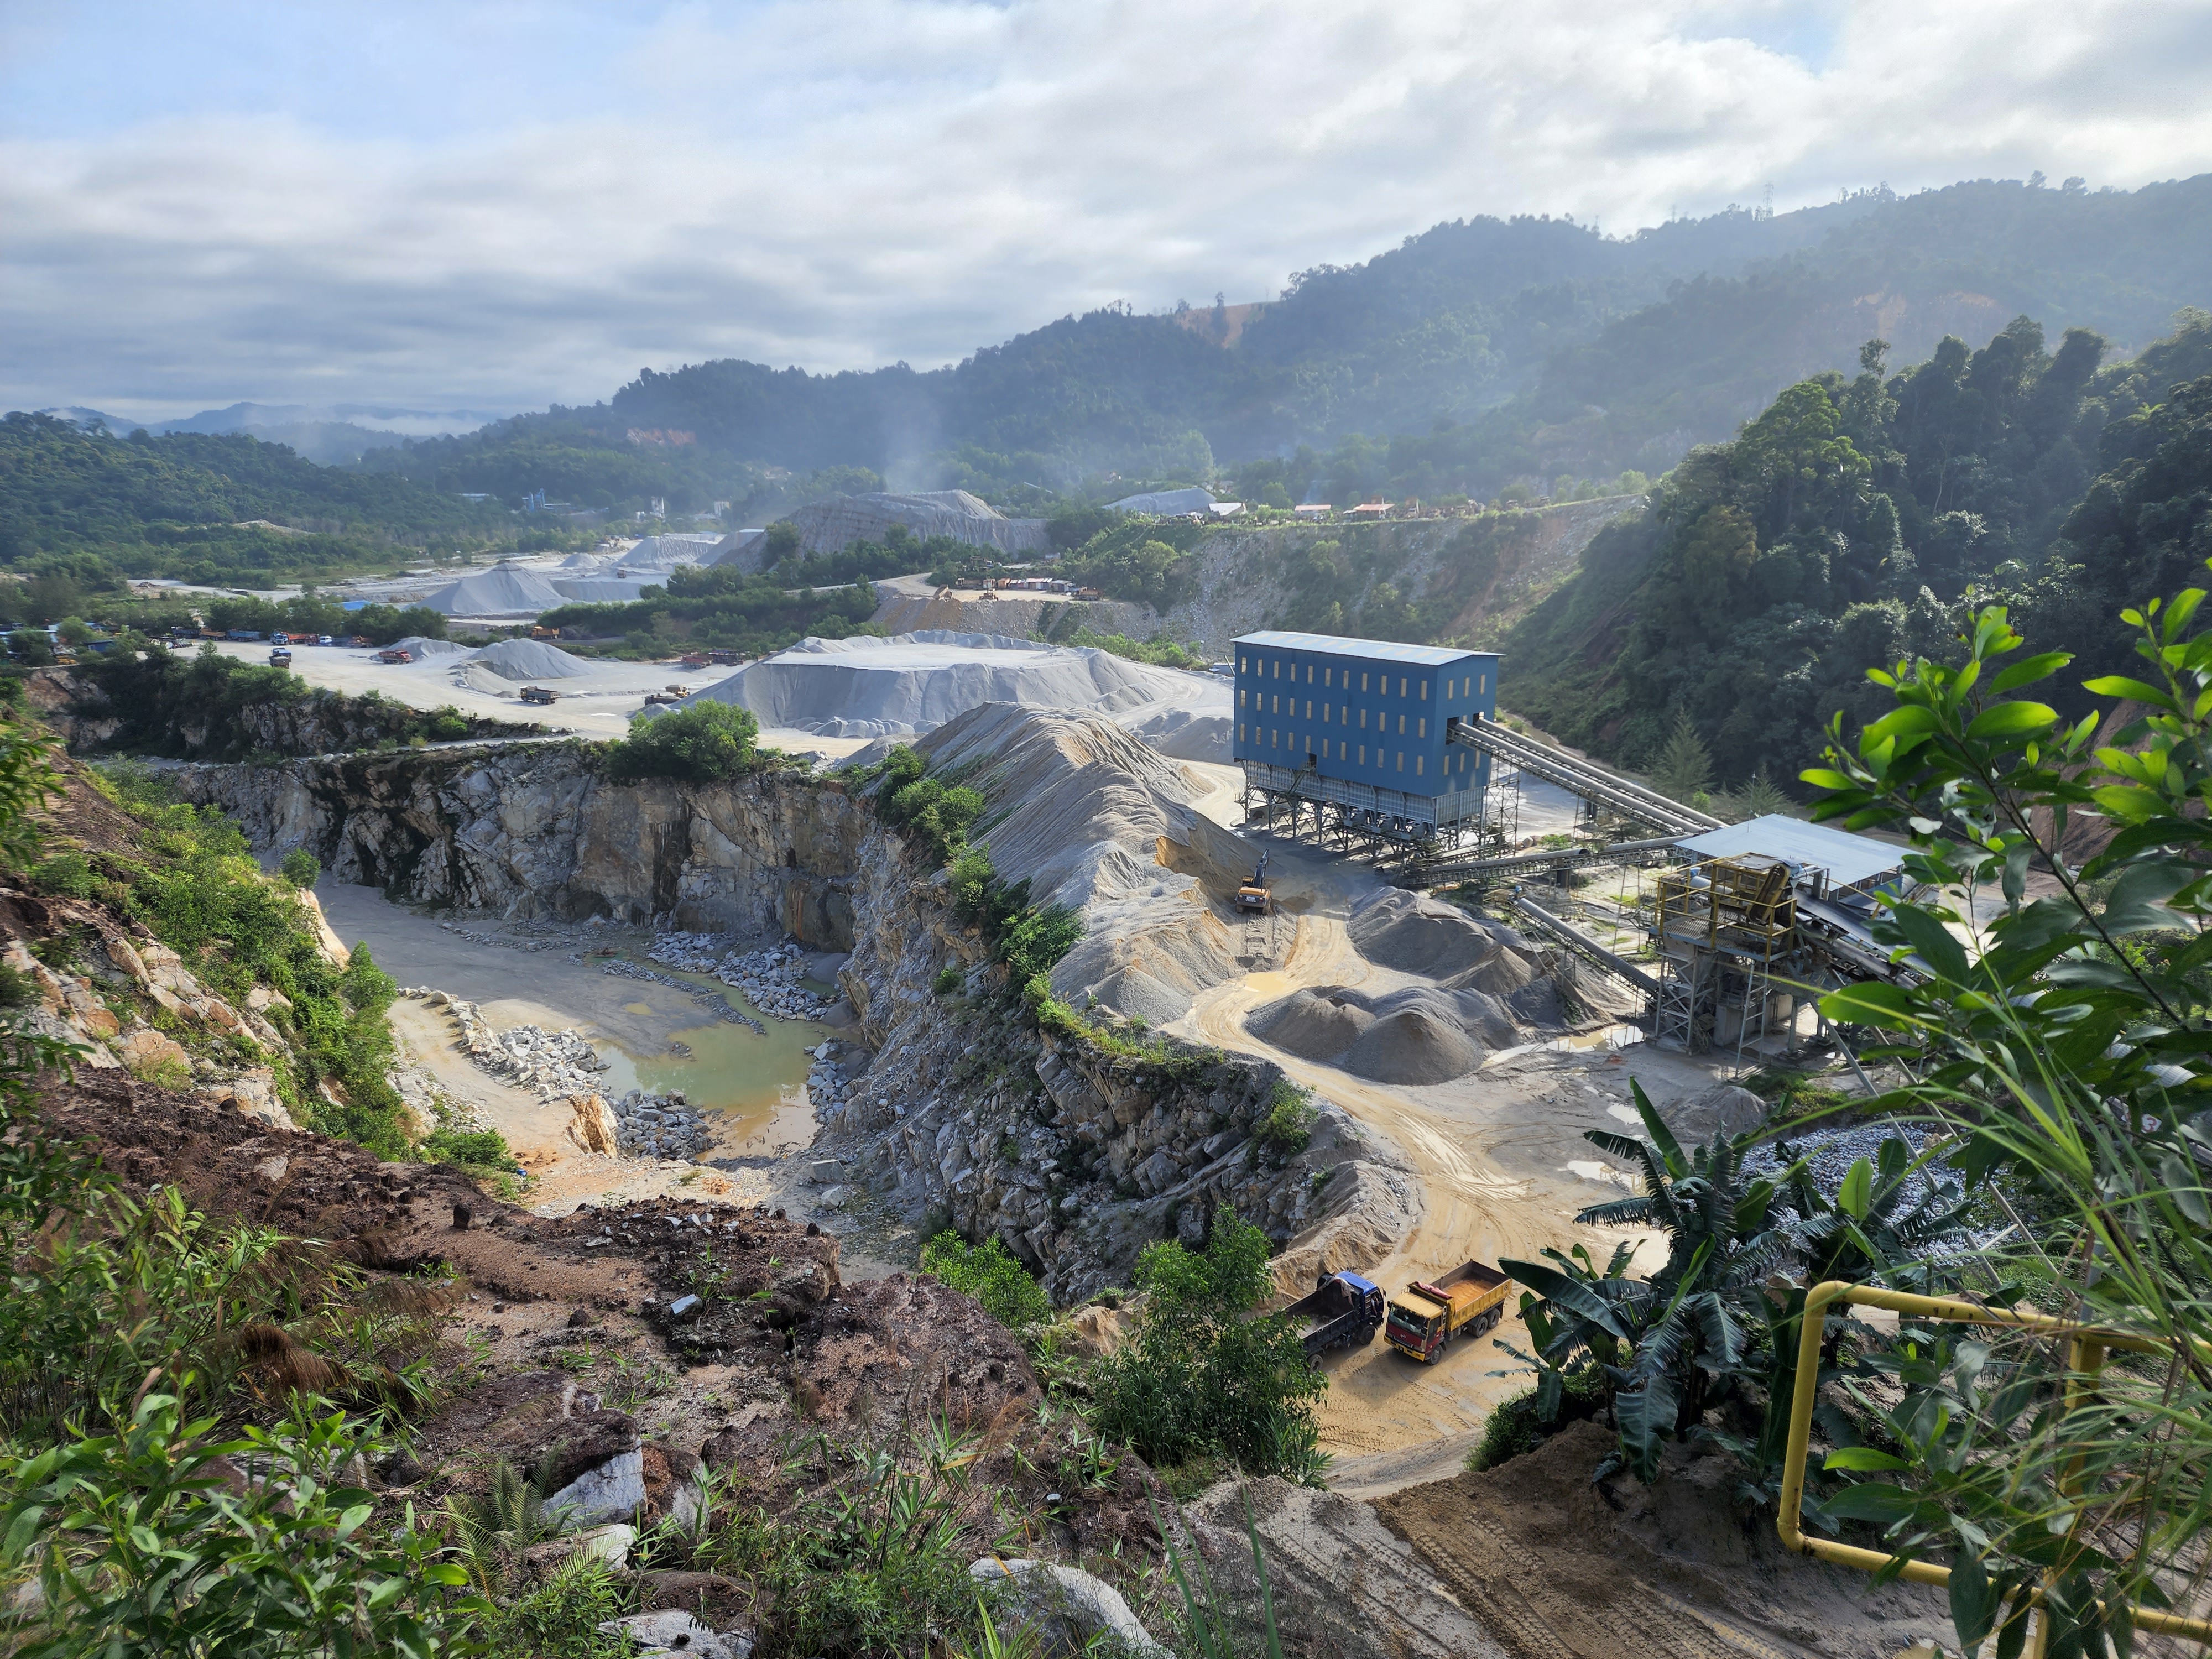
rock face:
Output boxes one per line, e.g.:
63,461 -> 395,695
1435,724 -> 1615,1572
174,745 -> 869,944
174,720 -> 1418,1297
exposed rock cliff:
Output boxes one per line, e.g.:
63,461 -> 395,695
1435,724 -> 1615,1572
173,717 -> 1418,1296
175,745 -> 868,945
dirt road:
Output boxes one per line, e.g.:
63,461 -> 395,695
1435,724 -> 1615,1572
1165,774 -> 1735,1494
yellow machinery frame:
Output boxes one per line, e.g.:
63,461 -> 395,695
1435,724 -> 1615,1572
1776,1281 -> 2211,1651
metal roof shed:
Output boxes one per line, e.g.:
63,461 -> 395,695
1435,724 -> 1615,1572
1673,814 -> 1902,892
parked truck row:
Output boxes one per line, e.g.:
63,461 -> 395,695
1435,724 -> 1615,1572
1277,1259 -> 1514,1365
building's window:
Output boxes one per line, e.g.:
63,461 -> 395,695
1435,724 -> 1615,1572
1237,655 -> 1245,672
1358,708 -> 1366,729
1358,744 -> 1366,765
1323,703 -> 1331,723
1361,672 -> 1369,691
1238,722 -> 1245,742
1416,755 -> 1423,776
1397,714 -> 1405,734
1480,672 -> 1487,694
1306,665 -> 1314,683
1421,681 -> 1428,700
1324,667 -> 1333,687
1396,752 -> 1404,772
1400,676 -> 1408,698
1418,717 -> 1426,738
1304,700 -> 1312,718
1238,689 -> 1246,708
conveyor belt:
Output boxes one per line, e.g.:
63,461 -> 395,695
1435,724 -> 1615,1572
1421,834 -> 1681,883
1447,716 -> 1725,836
1511,894 -> 1662,998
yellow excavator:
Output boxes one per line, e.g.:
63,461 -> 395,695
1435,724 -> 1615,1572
1236,851 -> 1272,915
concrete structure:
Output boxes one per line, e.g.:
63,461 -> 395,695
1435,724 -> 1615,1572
1231,630 -> 1497,849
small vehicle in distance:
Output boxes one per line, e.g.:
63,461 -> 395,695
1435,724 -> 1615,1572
376,647 -> 413,664
519,686 -> 560,705
227,628 -> 262,642
268,645 -> 293,667
1281,1270 -> 1385,1359
1384,1260 -> 1512,1364
316,634 -> 334,646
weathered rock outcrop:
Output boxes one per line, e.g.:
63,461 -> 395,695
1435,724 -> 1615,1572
174,722 -> 1417,1296
174,745 -> 868,945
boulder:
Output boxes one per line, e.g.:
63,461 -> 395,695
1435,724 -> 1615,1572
969,1557 -> 1168,1657
545,1447 -> 646,1526
566,1092 -> 622,1155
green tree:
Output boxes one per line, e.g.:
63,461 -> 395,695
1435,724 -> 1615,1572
278,848 -> 320,889
1651,707 -> 1713,805
1089,1206 -> 1328,1482
604,702 -> 760,784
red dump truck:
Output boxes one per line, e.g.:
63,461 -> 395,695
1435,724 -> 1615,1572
1384,1260 -> 1512,1364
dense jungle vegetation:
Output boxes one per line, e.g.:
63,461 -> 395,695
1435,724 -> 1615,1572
1499,307 -> 2212,787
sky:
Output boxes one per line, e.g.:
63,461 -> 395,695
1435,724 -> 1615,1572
4,0 -> 2209,425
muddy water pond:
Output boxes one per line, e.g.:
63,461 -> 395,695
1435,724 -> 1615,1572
593,966 -> 831,1157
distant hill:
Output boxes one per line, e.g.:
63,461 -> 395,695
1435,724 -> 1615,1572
0,412 -> 515,586
353,175 -> 2212,516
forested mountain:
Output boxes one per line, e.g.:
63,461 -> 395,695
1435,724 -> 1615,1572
356,175 -> 2212,514
1498,307 -> 2212,787
0,413 -> 515,588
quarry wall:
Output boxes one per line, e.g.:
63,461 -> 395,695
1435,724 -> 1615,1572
174,745 -> 868,946
174,742 -> 1416,1296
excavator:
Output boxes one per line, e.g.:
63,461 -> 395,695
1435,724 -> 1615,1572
1236,851 -> 1272,916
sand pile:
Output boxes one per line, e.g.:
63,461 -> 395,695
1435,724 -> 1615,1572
1246,983 -> 1524,1084
391,635 -> 469,658
421,563 -> 567,618
469,638 -> 596,680
1247,990 -> 1374,1061
680,630 -> 1229,759
1348,889 -> 1545,997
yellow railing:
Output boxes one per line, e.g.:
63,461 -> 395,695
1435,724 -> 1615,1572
1776,1282 -> 2211,1651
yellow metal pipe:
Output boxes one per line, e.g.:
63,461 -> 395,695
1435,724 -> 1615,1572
1774,1281 -> 2212,1646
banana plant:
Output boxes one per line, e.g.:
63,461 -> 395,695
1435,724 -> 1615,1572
1504,1079 -> 1804,1483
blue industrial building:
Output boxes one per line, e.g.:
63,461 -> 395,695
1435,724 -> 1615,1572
1231,630 -> 1499,845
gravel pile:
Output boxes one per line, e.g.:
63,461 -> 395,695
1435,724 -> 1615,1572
806,1040 -> 856,1117
647,933 -> 833,1021
410,990 -> 610,1099
611,1089 -> 711,1160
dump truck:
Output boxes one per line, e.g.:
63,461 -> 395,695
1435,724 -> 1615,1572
1384,1260 -> 1512,1364
519,686 -> 560,706
375,647 -> 413,664
1235,851 -> 1271,915
267,645 -> 293,667
1281,1270 -> 1385,1359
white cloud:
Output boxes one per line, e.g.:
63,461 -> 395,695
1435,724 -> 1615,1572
2,0 -> 2206,420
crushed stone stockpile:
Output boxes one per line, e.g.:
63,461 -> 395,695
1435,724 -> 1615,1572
389,635 -> 470,658
911,702 -> 1256,1026
1244,891 -> 1567,1084
644,935 -> 834,1022
676,630 -> 1229,758
468,637 -> 601,681
419,562 -> 568,618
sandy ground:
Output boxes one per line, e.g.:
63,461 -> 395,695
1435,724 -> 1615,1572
204,640 -> 734,740
1168,760 -> 1742,1496
316,883 -> 838,1216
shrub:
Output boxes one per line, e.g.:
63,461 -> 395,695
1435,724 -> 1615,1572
1,1396 -> 476,1658
422,706 -> 470,742
933,964 -> 963,997
278,848 -> 320,888
603,701 -> 761,784
0,963 -> 32,1009
28,849 -> 95,898
1468,1368 -> 1609,1472
1090,1206 -> 1328,1483
919,1229 -> 1052,1332
1254,1080 -> 1317,1155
